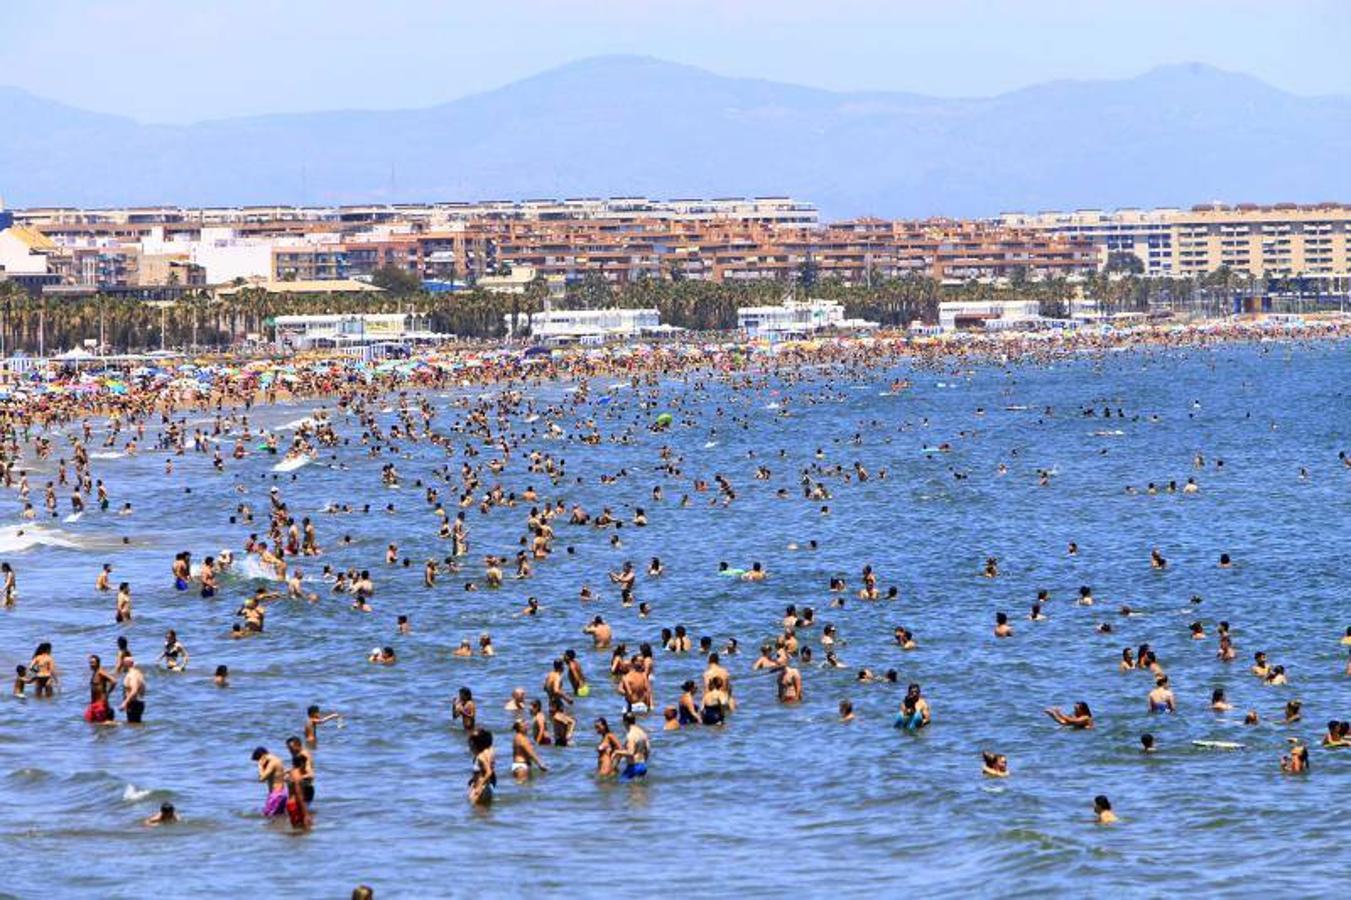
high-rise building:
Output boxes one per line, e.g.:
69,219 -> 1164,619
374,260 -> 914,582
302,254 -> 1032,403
999,204 -> 1351,288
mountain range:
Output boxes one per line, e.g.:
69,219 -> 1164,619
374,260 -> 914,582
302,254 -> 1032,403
2,55 -> 1348,218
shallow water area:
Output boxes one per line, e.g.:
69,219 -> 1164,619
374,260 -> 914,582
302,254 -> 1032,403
0,341 -> 1348,898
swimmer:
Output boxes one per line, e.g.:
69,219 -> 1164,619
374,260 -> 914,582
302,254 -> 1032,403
157,629 -> 189,671
305,705 -> 342,747
776,660 -> 802,704
594,717 -> 623,776
253,746 -> 287,818
615,712 -> 650,781
467,729 -> 496,805
119,660 -> 146,723
1094,795 -> 1118,824
143,803 -> 179,827
894,683 -> 930,731
1045,702 -> 1094,729
981,751 -> 1008,777
452,687 -> 477,732
583,615 -> 612,649
510,720 -> 549,780
1147,676 -> 1176,713
1280,738 -> 1309,775
1321,720 -> 1349,748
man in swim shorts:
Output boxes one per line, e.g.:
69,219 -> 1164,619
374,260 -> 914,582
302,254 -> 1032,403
618,712 -> 649,781
119,660 -> 146,724
252,746 -> 287,817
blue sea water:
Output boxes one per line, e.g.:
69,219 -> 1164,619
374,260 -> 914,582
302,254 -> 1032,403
0,340 -> 1348,898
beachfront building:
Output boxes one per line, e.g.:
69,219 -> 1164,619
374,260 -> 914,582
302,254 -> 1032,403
737,298 -> 879,338
507,308 -> 662,343
273,312 -> 429,350
12,199 -> 1099,292
999,204 -> 1351,290
0,225 -> 62,294
938,299 -> 1042,333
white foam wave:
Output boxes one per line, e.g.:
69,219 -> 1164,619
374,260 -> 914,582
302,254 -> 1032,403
123,784 -> 153,802
0,524 -> 85,553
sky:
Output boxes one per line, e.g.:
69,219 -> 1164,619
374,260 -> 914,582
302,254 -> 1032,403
1,0 -> 1347,123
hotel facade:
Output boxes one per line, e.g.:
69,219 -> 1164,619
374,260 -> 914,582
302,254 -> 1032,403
999,203 -> 1351,288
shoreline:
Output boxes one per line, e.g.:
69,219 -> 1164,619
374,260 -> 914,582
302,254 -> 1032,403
3,315 -> 1348,423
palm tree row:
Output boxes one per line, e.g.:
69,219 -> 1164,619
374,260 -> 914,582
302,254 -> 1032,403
0,270 -> 1254,356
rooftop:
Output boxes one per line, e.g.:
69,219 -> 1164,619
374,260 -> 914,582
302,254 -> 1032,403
216,279 -> 384,295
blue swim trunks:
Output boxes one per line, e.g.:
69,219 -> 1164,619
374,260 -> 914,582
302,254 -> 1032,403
621,762 -> 647,781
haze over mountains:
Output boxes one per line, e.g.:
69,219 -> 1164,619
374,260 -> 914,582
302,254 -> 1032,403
2,55 -> 1348,218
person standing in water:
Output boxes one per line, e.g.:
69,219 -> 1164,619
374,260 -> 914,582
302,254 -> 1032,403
253,746 -> 288,818
467,729 -> 496,805
119,659 -> 146,724
616,712 -> 650,781
895,683 -> 930,731
510,721 -> 549,781
85,654 -> 117,724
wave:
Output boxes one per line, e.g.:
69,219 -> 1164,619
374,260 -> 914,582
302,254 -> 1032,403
273,455 -> 313,473
0,523 -> 87,553
5,767 -> 53,784
122,783 -> 165,803
233,555 -> 285,581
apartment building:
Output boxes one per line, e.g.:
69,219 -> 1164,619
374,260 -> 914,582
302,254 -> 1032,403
10,196 -> 1100,294
1000,204 -> 1351,285
272,242 -> 349,281
14,197 -> 817,234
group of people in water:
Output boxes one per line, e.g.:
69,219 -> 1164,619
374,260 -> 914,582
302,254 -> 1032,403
2,331 -> 1349,836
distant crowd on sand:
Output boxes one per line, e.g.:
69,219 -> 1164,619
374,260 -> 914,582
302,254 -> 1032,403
5,315 -> 1349,428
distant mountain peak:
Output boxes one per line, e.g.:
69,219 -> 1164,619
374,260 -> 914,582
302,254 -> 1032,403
1134,61 -> 1277,90
1,59 -> 1346,215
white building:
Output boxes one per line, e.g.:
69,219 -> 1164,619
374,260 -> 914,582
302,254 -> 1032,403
938,299 -> 1042,332
187,229 -> 275,284
737,298 -> 878,338
0,226 -> 57,275
274,313 -> 428,349
508,308 -> 662,343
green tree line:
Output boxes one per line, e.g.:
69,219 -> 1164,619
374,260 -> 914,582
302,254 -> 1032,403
0,269 -> 1262,356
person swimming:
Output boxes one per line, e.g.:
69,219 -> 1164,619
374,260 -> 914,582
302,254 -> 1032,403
1046,701 -> 1094,729
894,683 -> 930,732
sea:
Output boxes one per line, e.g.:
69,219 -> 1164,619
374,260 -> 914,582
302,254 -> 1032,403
0,340 -> 1347,898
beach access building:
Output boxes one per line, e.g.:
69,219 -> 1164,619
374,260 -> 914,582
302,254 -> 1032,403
273,312 -> 431,349
508,308 -> 662,343
737,298 -> 879,338
938,299 -> 1042,332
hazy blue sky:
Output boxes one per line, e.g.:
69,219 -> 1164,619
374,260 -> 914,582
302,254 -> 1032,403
2,0 -> 1346,122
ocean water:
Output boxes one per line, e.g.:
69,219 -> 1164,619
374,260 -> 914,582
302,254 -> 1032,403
0,341 -> 1348,898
